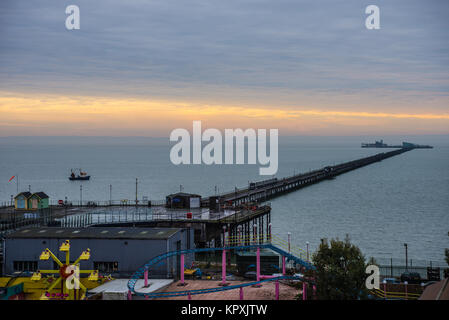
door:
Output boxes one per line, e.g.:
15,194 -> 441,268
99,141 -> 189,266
32,198 -> 38,209
18,197 -> 25,209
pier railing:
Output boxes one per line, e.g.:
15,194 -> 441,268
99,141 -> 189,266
47,199 -> 166,207
0,208 -> 56,236
223,233 -> 310,263
0,202 -> 12,209
56,205 -> 270,227
371,257 -> 448,280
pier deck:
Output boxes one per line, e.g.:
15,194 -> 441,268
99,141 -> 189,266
204,148 -> 413,206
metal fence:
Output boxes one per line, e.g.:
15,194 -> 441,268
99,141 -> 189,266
0,199 -> 166,208
0,208 -> 56,236
0,201 -> 12,209
371,257 -> 448,280
58,206 -> 248,227
48,199 -> 166,207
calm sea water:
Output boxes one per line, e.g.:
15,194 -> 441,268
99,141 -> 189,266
0,136 -> 448,263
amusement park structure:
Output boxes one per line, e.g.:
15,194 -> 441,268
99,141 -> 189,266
127,233 -> 317,300
31,240 -> 99,300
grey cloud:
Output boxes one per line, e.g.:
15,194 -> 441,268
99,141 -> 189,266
0,0 -> 448,109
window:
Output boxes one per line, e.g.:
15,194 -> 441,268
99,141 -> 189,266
93,261 -> 118,273
13,261 -> 38,272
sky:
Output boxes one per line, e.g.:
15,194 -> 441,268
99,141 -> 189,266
0,0 -> 448,136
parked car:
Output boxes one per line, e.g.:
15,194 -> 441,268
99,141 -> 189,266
383,277 -> 400,284
400,272 -> 421,284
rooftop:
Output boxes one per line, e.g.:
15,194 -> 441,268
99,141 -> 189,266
166,192 -> 201,198
5,227 -> 182,240
90,279 -> 173,295
14,192 -> 32,199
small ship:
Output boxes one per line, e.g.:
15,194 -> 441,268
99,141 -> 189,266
69,168 -> 90,181
361,140 -> 433,149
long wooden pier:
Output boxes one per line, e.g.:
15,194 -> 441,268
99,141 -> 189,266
0,147 -> 417,251
204,147 -> 413,206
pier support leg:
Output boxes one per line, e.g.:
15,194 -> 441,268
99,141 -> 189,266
268,223 -> 272,243
238,226 -> 241,246
240,287 -> 244,300
275,280 -> 279,300
253,224 -> 257,244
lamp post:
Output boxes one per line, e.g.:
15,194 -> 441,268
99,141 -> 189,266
404,243 -> 408,271
232,186 -> 236,207
135,178 -> 138,205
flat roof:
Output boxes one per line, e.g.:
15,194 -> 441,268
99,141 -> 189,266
5,227 -> 182,240
90,279 -> 173,294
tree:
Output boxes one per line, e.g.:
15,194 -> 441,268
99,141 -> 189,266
312,237 -> 368,300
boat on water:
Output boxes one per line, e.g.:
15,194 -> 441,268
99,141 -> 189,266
361,140 -> 433,149
69,169 -> 90,181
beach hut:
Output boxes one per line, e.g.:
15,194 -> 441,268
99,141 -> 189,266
28,192 -> 49,210
14,192 -> 32,210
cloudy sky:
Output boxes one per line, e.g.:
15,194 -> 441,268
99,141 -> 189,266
0,0 -> 448,136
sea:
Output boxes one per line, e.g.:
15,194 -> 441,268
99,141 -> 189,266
0,135 -> 448,264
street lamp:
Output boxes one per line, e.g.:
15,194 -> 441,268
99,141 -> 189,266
404,243 -> 408,271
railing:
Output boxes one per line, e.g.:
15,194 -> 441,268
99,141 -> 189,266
270,234 -> 308,262
60,208 -> 153,227
0,202 -> 13,209
370,288 -> 421,300
47,199 -> 166,207
224,234 -> 270,246
0,208 -> 56,236
223,233 -> 311,264
57,206 -> 238,227
370,257 -> 448,279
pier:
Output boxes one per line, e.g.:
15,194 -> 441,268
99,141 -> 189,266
61,205 -> 272,249
0,146 -> 421,250
204,148 -> 413,207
